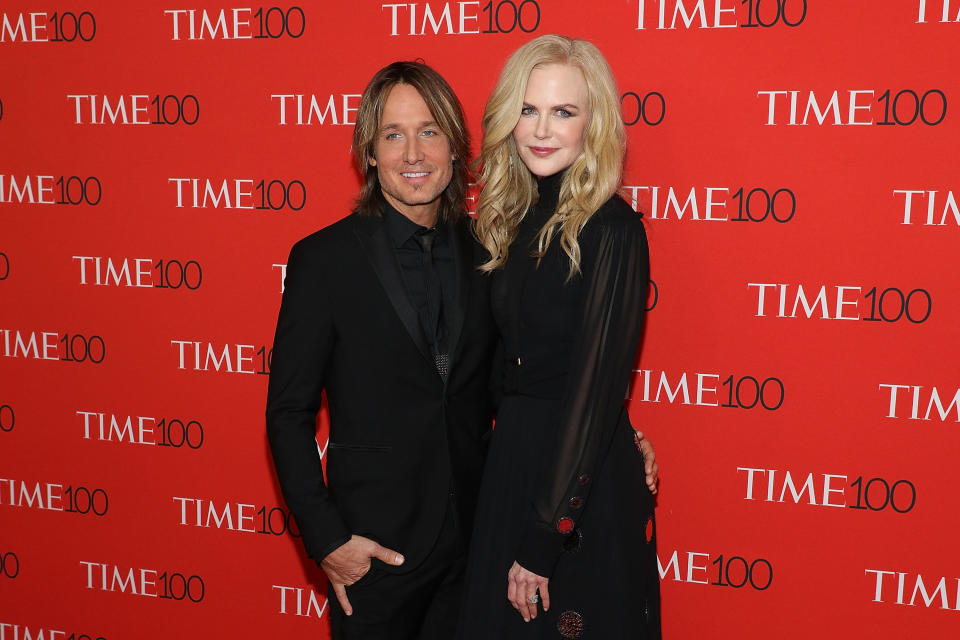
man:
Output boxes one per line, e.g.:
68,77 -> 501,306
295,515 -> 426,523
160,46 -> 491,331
266,61 -> 657,639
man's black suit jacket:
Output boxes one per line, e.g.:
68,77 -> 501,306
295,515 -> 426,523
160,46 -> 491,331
266,210 -> 497,573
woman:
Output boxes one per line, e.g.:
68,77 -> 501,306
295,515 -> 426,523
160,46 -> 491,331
458,35 -> 661,639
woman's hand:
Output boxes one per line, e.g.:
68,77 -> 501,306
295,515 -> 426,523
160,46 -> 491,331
507,561 -> 550,622
634,430 -> 659,494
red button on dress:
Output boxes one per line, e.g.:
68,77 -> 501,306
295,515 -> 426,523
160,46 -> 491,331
556,516 -> 575,534
557,611 -> 585,638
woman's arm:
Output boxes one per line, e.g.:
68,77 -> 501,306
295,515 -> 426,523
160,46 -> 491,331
515,206 -> 651,578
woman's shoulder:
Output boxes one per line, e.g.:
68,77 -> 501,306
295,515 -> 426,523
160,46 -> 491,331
585,192 -> 646,235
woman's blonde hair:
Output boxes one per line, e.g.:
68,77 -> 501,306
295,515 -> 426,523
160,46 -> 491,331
474,34 -> 626,277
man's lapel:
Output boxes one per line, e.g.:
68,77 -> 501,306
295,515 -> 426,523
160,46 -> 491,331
446,220 -> 472,367
353,215 -> 433,366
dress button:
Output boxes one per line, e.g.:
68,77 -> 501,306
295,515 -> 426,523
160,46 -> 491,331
563,528 -> 583,552
557,611 -> 584,638
568,496 -> 583,509
556,517 -> 575,534
577,474 -> 590,486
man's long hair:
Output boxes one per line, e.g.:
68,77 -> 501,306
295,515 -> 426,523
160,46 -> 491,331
352,61 -> 472,224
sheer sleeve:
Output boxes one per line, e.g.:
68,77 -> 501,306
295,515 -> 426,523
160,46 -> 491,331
514,206 -> 650,577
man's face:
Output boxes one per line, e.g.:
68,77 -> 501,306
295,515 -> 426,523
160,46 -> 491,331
370,83 -> 455,225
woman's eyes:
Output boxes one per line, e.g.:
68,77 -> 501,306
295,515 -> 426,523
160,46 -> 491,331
520,106 -> 574,118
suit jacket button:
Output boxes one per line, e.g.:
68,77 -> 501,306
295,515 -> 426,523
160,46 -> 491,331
577,474 -> 590,486
556,517 -> 575,534
568,496 -> 583,509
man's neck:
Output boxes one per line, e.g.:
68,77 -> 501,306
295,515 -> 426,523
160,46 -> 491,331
382,195 -> 439,229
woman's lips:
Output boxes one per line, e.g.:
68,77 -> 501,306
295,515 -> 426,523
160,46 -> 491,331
528,146 -> 559,158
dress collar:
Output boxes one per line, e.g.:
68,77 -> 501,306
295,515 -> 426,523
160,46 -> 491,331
533,170 -> 566,218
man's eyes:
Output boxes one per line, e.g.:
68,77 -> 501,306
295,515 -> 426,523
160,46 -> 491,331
384,130 -> 439,140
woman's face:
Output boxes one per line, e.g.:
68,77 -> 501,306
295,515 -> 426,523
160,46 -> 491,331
512,63 -> 589,178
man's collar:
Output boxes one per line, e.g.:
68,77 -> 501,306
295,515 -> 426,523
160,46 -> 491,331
382,200 -> 443,248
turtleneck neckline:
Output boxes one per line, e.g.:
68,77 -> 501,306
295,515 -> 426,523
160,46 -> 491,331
534,170 -> 565,217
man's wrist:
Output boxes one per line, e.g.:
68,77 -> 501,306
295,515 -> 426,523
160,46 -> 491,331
317,534 -> 353,565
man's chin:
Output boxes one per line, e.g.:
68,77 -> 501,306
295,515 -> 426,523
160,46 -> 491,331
398,190 -> 442,205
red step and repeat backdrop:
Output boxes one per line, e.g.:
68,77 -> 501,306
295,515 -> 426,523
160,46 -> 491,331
2,1 -> 958,638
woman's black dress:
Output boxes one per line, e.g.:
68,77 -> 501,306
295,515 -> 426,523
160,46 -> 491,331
458,172 -> 661,640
